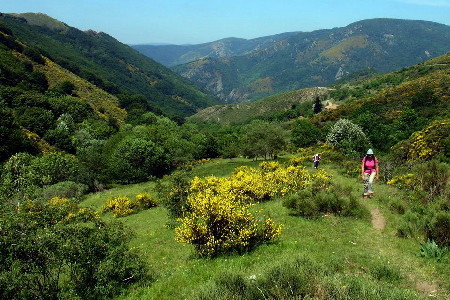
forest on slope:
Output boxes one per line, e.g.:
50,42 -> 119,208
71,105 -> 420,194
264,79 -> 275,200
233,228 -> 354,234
0,13 -> 218,119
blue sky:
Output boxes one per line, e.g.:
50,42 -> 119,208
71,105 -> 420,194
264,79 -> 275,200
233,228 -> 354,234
2,0 -> 450,45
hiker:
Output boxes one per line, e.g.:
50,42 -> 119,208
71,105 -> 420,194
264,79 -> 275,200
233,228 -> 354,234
361,149 -> 379,198
312,153 -> 321,169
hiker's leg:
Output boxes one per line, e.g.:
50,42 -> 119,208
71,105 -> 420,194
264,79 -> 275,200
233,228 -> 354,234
367,172 -> 376,194
363,173 -> 370,196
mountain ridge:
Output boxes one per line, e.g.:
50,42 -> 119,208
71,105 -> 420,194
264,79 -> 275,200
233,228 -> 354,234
140,18 -> 450,103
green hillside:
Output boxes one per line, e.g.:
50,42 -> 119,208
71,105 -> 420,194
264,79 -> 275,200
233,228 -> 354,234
189,87 -> 330,125
173,19 -> 450,102
0,13 -> 218,118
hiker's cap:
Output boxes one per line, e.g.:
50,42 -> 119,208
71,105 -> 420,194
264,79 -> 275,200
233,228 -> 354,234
367,149 -> 374,155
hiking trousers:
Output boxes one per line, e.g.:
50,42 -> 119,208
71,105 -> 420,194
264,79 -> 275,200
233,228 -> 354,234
363,172 -> 376,196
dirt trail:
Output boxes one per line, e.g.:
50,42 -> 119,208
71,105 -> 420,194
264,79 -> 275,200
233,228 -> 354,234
370,208 -> 386,231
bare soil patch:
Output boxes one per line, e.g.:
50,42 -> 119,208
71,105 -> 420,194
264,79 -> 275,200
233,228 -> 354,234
371,208 -> 386,231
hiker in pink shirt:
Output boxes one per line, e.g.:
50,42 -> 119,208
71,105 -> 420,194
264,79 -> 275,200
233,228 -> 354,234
361,149 -> 379,198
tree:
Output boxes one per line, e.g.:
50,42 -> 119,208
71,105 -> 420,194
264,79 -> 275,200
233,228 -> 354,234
291,119 -> 321,147
108,137 -> 169,183
313,97 -> 323,114
326,119 -> 371,156
241,120 -> 286,159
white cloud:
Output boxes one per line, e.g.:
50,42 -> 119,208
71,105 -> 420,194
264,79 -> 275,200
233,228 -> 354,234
397,0 -> 450,6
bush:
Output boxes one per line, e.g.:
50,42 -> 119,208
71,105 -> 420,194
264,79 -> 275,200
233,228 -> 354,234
388,199 -> 406,214
0,198 -> 150,299
157,170 -> 192,219
283,183 -> 368,219
176,186 -> 282,256
291,119 -> 321,147
397,211 -> 425,238
107,137 -> 170,183
40,181 -> 88,201
101,193 -> 157,218
326,118 -> 371,156
426,211 -> 450,247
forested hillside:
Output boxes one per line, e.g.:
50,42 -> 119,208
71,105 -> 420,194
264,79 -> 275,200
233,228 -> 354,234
0,13 -> 217,118
172,19 -> 450,102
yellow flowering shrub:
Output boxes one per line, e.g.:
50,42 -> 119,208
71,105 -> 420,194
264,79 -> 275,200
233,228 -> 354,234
135,193 -> 158,208
101,193 -> 157,218
176,183 -> 282,257
102,196 -> 135,217
176,162 -> 329,256
392,119 -> 450,160
387,174 -> 415,190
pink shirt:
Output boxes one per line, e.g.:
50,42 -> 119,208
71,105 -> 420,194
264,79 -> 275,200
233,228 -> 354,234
362,157 -> 378,173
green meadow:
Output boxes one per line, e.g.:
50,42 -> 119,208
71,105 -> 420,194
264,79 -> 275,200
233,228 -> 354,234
81,158 -> 450,299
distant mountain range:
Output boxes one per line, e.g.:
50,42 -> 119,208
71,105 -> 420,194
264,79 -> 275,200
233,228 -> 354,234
0,13 -> 217,118
134,19 -> 450,103
131,32 -> 299,67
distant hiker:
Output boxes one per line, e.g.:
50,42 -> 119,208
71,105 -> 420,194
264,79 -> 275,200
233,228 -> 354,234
361,149 -> 379,198
312,153 -> 321,169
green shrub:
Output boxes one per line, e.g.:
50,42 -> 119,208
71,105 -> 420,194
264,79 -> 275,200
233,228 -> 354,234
426,211 -> 450,247
40,181 -> 88,201
419,239 -> 449,261
283,190 -> 319,218
326,118 -> 371,156
283,183 -> 368,219
0,198 -> 150,299
388,199 -> 406,214
413,160 -> 449,201
156,170 -> 192,219
397,211 -> 425,238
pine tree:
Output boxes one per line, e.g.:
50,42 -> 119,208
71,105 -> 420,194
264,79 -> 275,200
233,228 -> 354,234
313,97 -> 323,114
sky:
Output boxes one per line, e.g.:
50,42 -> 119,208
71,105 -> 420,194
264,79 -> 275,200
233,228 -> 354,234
1,0 -> 450,45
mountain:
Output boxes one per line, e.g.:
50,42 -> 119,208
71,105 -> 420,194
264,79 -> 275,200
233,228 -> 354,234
131,32 -> 299,67
190,51 -> 450,153
0,13 -> 218,118
169,19 -> 450,103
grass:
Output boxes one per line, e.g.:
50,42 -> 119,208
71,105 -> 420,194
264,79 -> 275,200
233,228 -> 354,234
80,157 -> 450,299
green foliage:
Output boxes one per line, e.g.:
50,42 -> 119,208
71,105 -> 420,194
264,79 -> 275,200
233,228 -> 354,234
283,182 -> 368,219
107,137 -> 169,183
326,119 -> 371,156
39,181 -> 88,201
0,198 -> 150,299
240,120 -> 285,159
17,107 -> 54,136
419,239 -> 449,261
22,47 -> 45,64
157,170 -> 192,219
397,211 -> 426,239
0,152 -> 87,203
291,118 -> 321,147
426,212 -> 450,247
